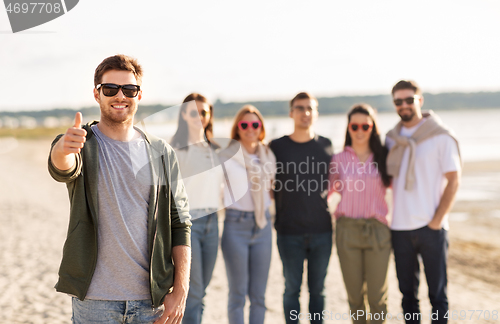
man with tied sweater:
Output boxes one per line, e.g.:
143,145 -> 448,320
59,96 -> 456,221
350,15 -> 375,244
385,80 -> 461,324
48,54 -> 191,324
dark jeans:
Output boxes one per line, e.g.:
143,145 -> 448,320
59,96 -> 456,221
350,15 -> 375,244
277,232 -> 333,324
392,226 -> 449,324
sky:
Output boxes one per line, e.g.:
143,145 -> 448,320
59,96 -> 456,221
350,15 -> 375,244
1,0 -> 500,111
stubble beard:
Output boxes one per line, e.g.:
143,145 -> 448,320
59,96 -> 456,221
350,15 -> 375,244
398,110 -> 415,122
100,104 -> 136,127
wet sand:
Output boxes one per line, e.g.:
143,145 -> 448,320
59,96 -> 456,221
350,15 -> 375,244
0,139 -> 499,323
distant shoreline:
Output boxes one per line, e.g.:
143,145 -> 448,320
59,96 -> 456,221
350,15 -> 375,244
2,90 -> 500,120
2,106 -> 500,133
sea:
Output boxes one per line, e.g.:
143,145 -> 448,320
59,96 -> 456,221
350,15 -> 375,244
144,108 -> 500,162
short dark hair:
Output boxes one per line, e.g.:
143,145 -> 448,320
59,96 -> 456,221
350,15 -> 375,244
94,54 -> 143,87
290,92 -> 318,109
391,80 -> 422,96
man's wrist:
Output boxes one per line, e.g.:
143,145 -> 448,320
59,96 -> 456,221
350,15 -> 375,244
172,283 -> 189,295
428,218 -> 443,228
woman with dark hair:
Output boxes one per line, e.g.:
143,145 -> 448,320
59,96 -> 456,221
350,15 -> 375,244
328,103 -> 392,324
171,93 -> 222,324
171,93 -> 216,149
219,105 -> 276,324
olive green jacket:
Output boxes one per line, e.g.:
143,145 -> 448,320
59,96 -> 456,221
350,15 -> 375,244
48,121 -> 191,308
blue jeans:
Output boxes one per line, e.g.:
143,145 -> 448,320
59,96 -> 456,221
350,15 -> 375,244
277,232 -> 333,324
221,209 -> 272,324
392,226 -> 449,324
183,210 -> 219,324
72,298 -> 163,324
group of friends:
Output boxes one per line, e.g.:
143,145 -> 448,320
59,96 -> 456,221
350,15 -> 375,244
48,54 -> 461,324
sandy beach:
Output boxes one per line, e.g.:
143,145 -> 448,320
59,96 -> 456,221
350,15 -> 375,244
1,138 -> 499,324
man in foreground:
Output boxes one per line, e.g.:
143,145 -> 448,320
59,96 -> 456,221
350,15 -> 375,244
48,54 -> 191,324
386,80 -> 461,324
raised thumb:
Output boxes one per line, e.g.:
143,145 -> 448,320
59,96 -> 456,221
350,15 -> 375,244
74,112 -> 82,129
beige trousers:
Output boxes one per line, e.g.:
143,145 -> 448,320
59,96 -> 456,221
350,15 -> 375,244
336,217 -> 391,324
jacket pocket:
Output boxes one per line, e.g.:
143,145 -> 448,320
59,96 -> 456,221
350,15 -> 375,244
59,221 -> 95,281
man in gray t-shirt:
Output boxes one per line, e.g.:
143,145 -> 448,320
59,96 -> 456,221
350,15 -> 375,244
85,125 -> 152,301
49,55 -> 191,324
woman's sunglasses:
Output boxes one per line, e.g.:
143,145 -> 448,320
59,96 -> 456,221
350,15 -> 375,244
96,83 -> 141,98
238,120 -> 262,131
189,110 -> 209,118
349,123 -> 373,132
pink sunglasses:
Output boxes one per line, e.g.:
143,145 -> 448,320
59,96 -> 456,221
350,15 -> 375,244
238,120 -> 262,131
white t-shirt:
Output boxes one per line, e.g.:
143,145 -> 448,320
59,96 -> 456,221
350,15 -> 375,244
223,153 -> 272,211
174,143 -> 224,216
386,120 -> 461,231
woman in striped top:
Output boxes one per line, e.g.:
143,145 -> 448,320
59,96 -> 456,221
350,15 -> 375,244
329,104 -> 392,324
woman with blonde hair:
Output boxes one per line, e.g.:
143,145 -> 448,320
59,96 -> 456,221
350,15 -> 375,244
219,105 -> 276,324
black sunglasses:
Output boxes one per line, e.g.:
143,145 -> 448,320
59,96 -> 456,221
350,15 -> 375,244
96,83 -> 141,98
189,110 -> 209,118
393,96 -> 417,106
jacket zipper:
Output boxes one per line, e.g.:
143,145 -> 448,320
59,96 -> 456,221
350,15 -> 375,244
149,157 -> 162,308
82,124 -> 99,300
149,222 -> 157,308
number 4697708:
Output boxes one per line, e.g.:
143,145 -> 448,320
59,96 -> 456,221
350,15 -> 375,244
6,2 -> 62,14
444,310 -> 498,321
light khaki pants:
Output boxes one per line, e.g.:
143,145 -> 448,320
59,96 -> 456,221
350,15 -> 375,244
336,217 -> 391,324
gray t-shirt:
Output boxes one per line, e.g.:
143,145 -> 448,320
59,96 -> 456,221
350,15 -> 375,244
86,125 -> 152,301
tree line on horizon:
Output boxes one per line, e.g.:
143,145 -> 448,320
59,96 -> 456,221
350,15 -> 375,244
1,91 -> 500,122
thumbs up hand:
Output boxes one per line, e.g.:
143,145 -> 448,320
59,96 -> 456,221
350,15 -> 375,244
50,112 -> 88,171
60,112 -> 87,154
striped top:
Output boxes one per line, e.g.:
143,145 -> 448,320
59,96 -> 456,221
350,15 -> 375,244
328,146 -> 388,225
